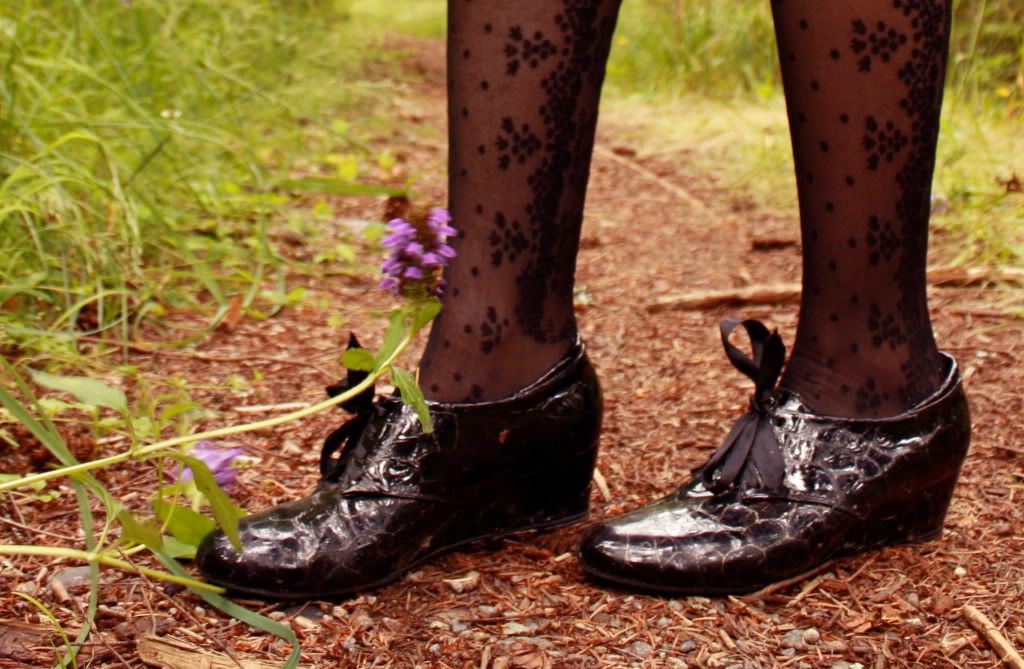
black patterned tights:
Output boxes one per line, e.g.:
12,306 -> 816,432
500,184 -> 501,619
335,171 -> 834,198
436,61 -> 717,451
420,0 -> 950,418
419,1 -> 623,402
773,0 -> 950,416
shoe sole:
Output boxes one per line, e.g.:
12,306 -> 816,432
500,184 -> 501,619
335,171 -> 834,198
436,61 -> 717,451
202,510 -> 590,601
577,521 -> 946,596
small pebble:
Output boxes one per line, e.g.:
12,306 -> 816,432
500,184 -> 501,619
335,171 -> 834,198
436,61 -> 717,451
443,570 -> 481,593
631,641 -> 654,657
782,628 -> 805,649
52,566 -> 92,589
954,566 -> 967,577
906,592 -> 920,609
668,599 -> 683,611
803,628 -> 821,645
332,606 -> 349,618
268,611 -> 286,621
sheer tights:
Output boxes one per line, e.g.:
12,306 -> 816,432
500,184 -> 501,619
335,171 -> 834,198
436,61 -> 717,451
421,0 -> 950,418
773,0 -> 950,416
419,0 -> 623,401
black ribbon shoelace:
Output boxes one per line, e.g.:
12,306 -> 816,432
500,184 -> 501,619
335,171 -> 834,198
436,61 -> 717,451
320,334 -> 376,481
695,318 -> 788,494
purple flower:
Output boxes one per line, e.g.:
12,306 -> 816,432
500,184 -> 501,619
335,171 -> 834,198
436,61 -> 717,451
379,208 -> 457,296
177,441 -> 243,488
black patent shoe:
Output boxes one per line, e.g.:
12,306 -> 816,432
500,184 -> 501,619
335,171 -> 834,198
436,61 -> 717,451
577,318 -> 970,595
196,339 -> 602,599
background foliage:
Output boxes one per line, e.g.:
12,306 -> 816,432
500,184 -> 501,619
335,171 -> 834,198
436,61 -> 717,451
0,0 -> 1020,352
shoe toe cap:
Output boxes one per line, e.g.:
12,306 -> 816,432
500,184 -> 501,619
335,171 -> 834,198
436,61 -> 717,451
577,503 -> 771,593
194,516 -> 323,596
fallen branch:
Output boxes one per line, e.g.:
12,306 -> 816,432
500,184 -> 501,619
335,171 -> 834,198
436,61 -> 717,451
137,635 -> 283,669
648,283 -> 800,313
648,265 -> 1024,313
592,468 -> 612,502
743,561 -> 834,601
928,265 -> 1024,287
962,604 -> 1024,669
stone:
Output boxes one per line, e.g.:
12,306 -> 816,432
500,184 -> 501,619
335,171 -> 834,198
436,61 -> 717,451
51,566 -> 92,589
781,628 -> 805,649
631,641 -> 654,657
802,628 -> 821,645
443,570 -> 481,593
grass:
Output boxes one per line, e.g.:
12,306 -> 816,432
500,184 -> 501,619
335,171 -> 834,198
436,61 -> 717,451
604,0 -> 1023,266
0,0 -> 1019,361
0,0 -> 399,357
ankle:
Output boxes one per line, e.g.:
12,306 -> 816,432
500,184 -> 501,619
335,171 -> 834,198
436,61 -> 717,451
781,347 -> 945,418
418,336 -> 574,403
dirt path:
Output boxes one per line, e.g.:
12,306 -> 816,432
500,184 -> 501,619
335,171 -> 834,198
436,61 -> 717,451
3,38 -> 1023,669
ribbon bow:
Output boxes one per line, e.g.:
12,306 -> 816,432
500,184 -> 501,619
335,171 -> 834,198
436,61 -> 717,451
320,333 -> 377,481
695,318 -> 788,494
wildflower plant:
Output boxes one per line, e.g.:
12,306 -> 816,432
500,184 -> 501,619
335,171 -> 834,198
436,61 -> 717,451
0,207 -> 454,668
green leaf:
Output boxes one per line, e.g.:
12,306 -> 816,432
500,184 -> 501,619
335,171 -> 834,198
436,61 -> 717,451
374,310 -> 407,368
117,510 -> 164,551
158,400 -> 200,425
153,498 -> 216,547
28,369 -> 127,413
390,366 -> 433,434
170,455 -> 246,551
341,347 -> 375,372
412,298 -> 442,330
161,536 -> 197,560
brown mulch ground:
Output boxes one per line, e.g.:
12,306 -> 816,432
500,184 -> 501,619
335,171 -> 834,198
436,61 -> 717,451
2,38 -> 1023,669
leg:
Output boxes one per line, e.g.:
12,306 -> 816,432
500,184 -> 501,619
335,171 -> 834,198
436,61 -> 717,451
420,0 -> 623,401
774,0 -> 950,417
578,0 -> 970,595
195,0 -> 623,598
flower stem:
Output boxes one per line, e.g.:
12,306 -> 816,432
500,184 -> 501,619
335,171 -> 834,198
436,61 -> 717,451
0,544 -> 226,593
0,333 -> 413,494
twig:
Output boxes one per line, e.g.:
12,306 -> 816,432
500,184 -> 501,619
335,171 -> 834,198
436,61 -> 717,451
592,468 -> 612,502
787,573 -> 827,606
962,605 -> 1024,669
743,561 -> 834,601
137,634 -> 283,669
594,145 -> 709,213
648,283 -> 801,313
927,266 -> 1024,286
647,266 -> 1024,313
